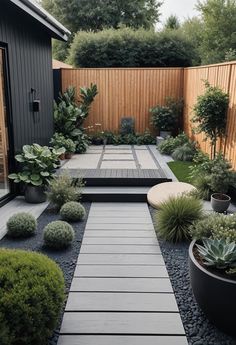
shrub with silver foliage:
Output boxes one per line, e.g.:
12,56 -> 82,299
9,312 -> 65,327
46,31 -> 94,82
7,212 -> 37,238
43,220 -> 75,249
60,201 -> 86,222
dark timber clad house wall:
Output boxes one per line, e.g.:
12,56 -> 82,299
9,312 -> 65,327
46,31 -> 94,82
0,0 -> 70,153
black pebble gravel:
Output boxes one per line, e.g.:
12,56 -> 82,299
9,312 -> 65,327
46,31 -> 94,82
0,202 -> 91,345
150,206 -> 236,345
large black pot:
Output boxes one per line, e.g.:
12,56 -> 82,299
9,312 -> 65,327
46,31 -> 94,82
189,240 -> 236,336
24,185 -> 47,204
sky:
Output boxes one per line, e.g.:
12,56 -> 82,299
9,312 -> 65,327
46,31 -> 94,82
159,0 -> 199,25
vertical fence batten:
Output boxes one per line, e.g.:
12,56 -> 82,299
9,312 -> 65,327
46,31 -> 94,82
59,63 -> 236,169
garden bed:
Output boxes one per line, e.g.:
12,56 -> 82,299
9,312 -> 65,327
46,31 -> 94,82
0,202 -> 91,345
150,206 -> 236,345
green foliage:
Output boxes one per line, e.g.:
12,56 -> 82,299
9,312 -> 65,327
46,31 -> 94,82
7,213 -> 37,238
155,195 -> 203,243
60,201 -> 86,222
196,0 -> 236,64
42,0 -> 162,33
52,40 -> 70,62
50,133 -> 76,153
158,133 -> 189,155
196,238 -> 236,269
190,152 -> 234,198
136,130 -> 156,145
192,81 -> 229,158
120,118 -> 135,135
151,97 -> 183,131
43,220 -> 75,249
47,174 -> 84,210
0,249 -> 64,345
165,15 -> 180,30
172,142 -> 197,161
90,130 -> 155,145
68,28 -> 196,68
167,161 -> 194,183
190,213 -> 236,242
8,144 -> 64,187
225,48 -> 236,61
54,85 -> 97,153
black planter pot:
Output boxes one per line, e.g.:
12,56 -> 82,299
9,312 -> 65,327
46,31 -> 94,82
24,185 -> 47,204
211,193 -> 231,213
189,240 -> 236,336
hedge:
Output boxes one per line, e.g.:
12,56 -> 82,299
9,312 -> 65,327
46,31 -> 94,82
68,27 -> 196,67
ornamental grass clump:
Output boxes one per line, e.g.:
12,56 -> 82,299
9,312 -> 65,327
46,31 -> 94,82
155,195 -> 203,243
7,212 -> 37,238
0,249 -> 65,345
60,201 -> 86,222
43,220 -> 75,249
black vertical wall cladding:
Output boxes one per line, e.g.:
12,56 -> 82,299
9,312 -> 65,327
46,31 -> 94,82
0,1 -> 54,153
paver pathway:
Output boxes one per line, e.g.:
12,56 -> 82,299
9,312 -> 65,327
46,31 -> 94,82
58,202 -> 188,345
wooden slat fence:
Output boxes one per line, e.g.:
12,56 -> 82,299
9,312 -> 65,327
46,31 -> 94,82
61,68 -> 184,134
60,62 -> 236,169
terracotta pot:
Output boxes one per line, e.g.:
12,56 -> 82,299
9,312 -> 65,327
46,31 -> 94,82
65,152 -> 73,159
189,240 -> 236,335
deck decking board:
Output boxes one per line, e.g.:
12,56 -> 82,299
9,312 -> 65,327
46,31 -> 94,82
58,202 -> 187,344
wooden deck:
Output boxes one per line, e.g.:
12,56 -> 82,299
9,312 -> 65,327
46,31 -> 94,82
57,202 -> 188,345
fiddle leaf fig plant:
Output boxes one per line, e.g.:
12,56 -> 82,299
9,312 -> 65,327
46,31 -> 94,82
9,144 -> 65,186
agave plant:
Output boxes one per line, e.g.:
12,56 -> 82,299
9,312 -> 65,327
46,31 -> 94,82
196,238 -> 236,269
9,144 -> 64,186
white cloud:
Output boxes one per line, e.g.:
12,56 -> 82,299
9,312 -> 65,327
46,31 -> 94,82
159,0 -> 199,25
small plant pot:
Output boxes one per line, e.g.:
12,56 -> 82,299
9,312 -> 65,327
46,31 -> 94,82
92,138 -> 103,145
25,185 -> 47,204
160,130 -> 171,139
189,240 -> 236,335
211,193 -> 231,213
65,152 -> 73,159
59,153 -> 65,160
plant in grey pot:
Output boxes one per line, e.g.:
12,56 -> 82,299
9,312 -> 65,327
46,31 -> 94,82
9,144 -> 64,203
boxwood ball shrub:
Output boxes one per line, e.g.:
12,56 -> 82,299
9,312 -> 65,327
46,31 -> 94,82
43,220 -> 75,249
0,249 -> 64,345
7,212 -> 37,238
155,195 -> 203,243
60,201 -> 86,222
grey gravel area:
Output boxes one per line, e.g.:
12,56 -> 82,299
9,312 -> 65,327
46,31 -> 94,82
150,206 -> 236,345
0,202 -> 91,345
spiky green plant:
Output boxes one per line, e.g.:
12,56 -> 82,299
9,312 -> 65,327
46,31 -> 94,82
155,195 -> 203,243
196,238 -> 236,269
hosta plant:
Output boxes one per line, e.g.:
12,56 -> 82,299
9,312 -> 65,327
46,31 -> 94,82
9,144 -> 64,186
196,238 -> 236,270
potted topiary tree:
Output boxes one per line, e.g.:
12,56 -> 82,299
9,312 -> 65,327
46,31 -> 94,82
9,144 -> 64,203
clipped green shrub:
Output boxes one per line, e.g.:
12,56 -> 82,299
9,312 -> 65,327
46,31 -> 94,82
172,142 -> 197,161
43,221 -> 75,249
0,249 -> 64,345
190,213 -> 236,242
60,201 -> 86,222
7,213 -> 37,238
158,133 -> 189,155
155,195 -> 203,242
68,28 -> 196,68
47,174 -> 84,210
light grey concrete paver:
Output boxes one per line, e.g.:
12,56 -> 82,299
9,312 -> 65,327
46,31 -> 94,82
58,335 -> 188,345
70,277 -> 172,292
80,244 -> 161,254
84,230 -> 156,237
66,292 -> 178,311
103,154 -> 134,160
86,223 -> 154,230
100,160 -> 136,169
135,149 -> 158,169
86,217 -> 152,224
61,154 -> 101,169
105,145 -> 132,149
77,253 -> 164,265
82,237 -> 159,245
104,149 -> 132,154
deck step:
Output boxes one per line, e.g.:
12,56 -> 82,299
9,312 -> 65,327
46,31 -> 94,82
82,186 -> 149,202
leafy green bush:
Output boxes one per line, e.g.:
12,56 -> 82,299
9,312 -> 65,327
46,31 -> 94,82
7,213 -> 37,238
43,220 -> 75,249
47,174 -> 84,210
60,201 -> 86,222
172,142 -> 197,161
68,28 -> 196,68
158,133 -> 189,155
154,195 -> 203,242
136,130 -> 156,145
190,213 -> 236,242
0,249 -> 64,345
8,144 -> 64,187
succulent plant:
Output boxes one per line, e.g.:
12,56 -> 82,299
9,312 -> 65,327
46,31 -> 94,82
196,238 -> 236,269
